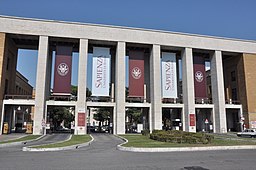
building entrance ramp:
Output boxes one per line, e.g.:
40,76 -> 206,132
25,134 -> 71,147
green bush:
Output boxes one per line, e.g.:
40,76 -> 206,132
149,130 -> 214,144
141,129 -> 150,136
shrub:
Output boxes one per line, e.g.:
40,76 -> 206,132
149,130 -> 214,144
141,129 -> 150,136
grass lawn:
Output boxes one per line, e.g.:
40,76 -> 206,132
32,135 -> 91,148
0,135 -> 41,144
120,134 -> 256,148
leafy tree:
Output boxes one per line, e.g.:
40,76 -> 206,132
126,108 -> 142,124
71,85 -> 92,97
71,85 -> 77,96
93,108 -> 111,131
125,87 -> 129,97
86,87 -> 92,97
48,106 -> 75,129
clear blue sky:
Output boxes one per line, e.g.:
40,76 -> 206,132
1,0 -> 256,88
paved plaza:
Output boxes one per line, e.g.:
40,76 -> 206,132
0,134 -> 255,170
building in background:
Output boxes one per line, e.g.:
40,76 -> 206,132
0,16 -> 256,135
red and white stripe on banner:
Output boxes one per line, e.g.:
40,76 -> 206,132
92,47 -> 111,96
161,52 -> 177,98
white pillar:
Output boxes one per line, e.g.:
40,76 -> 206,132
76,39 -> 88,135
150,44 -> 162,130
115,41 -> 126,134
182,47 -> 196,132
211,50 -> 227,133
34,36 -> 49,135
0,104 -> 5,134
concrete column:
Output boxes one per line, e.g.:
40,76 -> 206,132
45,48 -> 53,97
76,39 -> 88,135
150,44 -> 162,130
115,41 -> 126,134
182,47 -> 196,132
0,33 -> 6,134
34,36 -> 49,135
211,50 -> 227,133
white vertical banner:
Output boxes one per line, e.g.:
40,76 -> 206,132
161,52 -> 177,98
92,47 -> 111,96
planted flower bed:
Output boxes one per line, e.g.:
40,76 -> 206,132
148,130 -> 214,144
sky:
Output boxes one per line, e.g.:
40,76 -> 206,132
1,0 -> 256,88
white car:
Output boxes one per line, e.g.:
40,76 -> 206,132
237,129 -> 256,138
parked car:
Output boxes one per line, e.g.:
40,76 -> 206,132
237,129 -> 256,138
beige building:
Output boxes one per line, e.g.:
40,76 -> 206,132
0,15 -> 256,135
15,71 -> 33,96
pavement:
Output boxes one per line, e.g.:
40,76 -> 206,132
0,133 -> 26,141
1,133 -> 256,170
0,133 -> 71,148
2,132 -> 256,153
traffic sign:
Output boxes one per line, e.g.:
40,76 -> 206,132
205,119 -> 209,124
41,119 -> 46,127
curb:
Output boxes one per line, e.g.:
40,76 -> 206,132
0,135 -> 46,148
116,136 -> 256,152
23,134 -> 94,152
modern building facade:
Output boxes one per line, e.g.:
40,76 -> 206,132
0,15 -> 256,135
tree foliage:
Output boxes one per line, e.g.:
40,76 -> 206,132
126,108 -> 142,124
48,107 -> 75,128
71,85 -> 92,97
93,108 -> 111,123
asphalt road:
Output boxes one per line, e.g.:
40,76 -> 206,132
0,133 -> 255,170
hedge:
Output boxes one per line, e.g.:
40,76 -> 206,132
149,130 -> 213,144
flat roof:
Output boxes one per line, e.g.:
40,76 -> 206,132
0,15 -> 256,54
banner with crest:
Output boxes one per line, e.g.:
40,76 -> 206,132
193,56 -> 207,98
53,46 -> 72,95
129,50 -> 144,97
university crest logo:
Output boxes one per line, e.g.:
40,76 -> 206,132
131,67 -> 142,79
57,63 -> 69,76
195,71 -> 203,82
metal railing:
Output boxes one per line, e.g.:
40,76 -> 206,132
86,96 -> 113,102
225,99 -> 240,105
48,95 -> 77,101
4,95 -> 33,100
126,97 -> 146,103
162,98 -> 183,104
195,98 -> 212,104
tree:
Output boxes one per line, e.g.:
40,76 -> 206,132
48,106 -> 75,129
126,108 -> 142,124
71,85 -> 92,97
125,108 -> 142,133
86,87 -> 92,97
93,108 -> 111,131
71,85 -> 77,96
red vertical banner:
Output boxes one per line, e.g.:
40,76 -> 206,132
78,113 -> 86,126
189,114 -> 195,126
193,56 -> 207,98
129,50 -> 144,97
53,46 -> 72,95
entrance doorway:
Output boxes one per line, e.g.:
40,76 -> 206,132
125,107 -> 149,133
196,108 -> 213,132
46,106 -> 75,134
2,105 -> 33,134
226,109 -> 241,132
162,108 -> 182,131
87,107 -> 114,134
